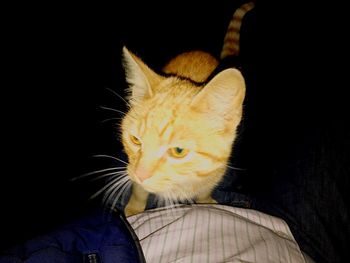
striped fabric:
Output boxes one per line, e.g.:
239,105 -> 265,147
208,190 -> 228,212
127,204 -> 310,263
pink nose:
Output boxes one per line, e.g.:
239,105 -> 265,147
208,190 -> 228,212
134,166 -> 152,182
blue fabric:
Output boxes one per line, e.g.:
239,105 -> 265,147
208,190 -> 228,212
0,209 -> 145,263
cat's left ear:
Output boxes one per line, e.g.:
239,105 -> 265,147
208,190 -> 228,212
122,47 -> 162,104
191,68 -> 246,121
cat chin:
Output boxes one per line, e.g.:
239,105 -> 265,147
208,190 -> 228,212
148,188 -> 197,202
141,185 -> 168,196
139,184 -> 185,199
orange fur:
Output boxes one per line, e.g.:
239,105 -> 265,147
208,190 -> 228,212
121,47 -> 245,216
163,51 -> 219,82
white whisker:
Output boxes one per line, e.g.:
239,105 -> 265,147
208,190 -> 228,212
226,164 -> 246,171
103,176 -> 129,205
154,195 -> 161,209
71,167 -> 126,181
110,180 -> 132,210
165,193 -> 177,216
90,176 -> 126,200
105,87 -> 131,108
90,171 -> 128,182
100,106 -> 126,116
164,196 -> 169,208
92,154 -> 129,165
100,117 -> 123,124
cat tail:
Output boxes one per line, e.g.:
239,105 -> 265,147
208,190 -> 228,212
220,2 -> 255,60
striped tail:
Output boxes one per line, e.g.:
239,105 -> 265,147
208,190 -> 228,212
220,2 -> 255,59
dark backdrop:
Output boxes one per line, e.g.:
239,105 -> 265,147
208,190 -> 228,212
1,0 -> 248,250
2,1 -> 349,260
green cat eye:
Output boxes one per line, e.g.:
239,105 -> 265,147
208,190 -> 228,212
169,147 -> 189,158
130,135 -> 141,145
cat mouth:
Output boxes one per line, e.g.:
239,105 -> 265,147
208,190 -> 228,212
140,181 -> 172,195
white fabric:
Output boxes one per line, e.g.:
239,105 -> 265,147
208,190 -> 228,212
127,204 -> 310,263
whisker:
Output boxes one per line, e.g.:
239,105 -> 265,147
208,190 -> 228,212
100,106 -> 126,116
179,190 -> 193,206
164,196 -> 169,208
71,167 -> 126,181
225,164 -> 246,171
105,87 -> 131,108
154,195 -> 161,209
103,176 -> 129,205
90,176 -> 126,200
92,154 -> 129,165
104,180 -> 131,212
165,193 -> 177,216
163,196 -> 168,212
187,196 -> 195,205
90,171 -> 128,182
168,196 -> 175,210
109,180 -> 132,210
156,195 -> 166,209
100,117 -> 123,124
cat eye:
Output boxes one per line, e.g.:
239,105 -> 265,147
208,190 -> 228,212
169,147 -> 189,158
130,135 -> 142,145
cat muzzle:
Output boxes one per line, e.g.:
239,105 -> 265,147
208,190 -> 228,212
134,167 -> 152,182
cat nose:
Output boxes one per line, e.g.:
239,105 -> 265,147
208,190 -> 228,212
134,166 -> 152,182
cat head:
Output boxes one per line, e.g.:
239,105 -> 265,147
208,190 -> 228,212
120,47 -> 245,201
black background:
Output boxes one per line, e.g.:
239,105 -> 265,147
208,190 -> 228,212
1,1 -> 349,260
1,0 -> 248,249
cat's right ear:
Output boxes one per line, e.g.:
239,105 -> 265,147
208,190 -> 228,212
122,47 -> 162,105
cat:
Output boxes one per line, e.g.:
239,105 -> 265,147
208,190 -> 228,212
120,47 -> 246,216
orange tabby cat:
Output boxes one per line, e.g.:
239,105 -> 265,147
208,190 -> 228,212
121,47 -> 245,216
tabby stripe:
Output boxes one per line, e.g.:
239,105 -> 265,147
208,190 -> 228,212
158,121 -> 171,137
227,26 -> 240,34
143,110 -> 151,132
220,2 -> 255,59
223,38 -> 240,45
149,156 -> 166,176
196,151 -> 227,163
221,45 -> 239,54
196,170 -> 216,177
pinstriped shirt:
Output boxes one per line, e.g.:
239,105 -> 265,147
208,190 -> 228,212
127,204 -> 311,263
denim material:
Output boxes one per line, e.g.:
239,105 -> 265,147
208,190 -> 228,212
0,209 -> 146,263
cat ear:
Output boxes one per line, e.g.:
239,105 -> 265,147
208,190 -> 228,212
190,68 -> 245,120
122,47 -> 162,104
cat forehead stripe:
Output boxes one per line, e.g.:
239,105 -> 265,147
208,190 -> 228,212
162,72 -> 207,86
159,120 -> 172,137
